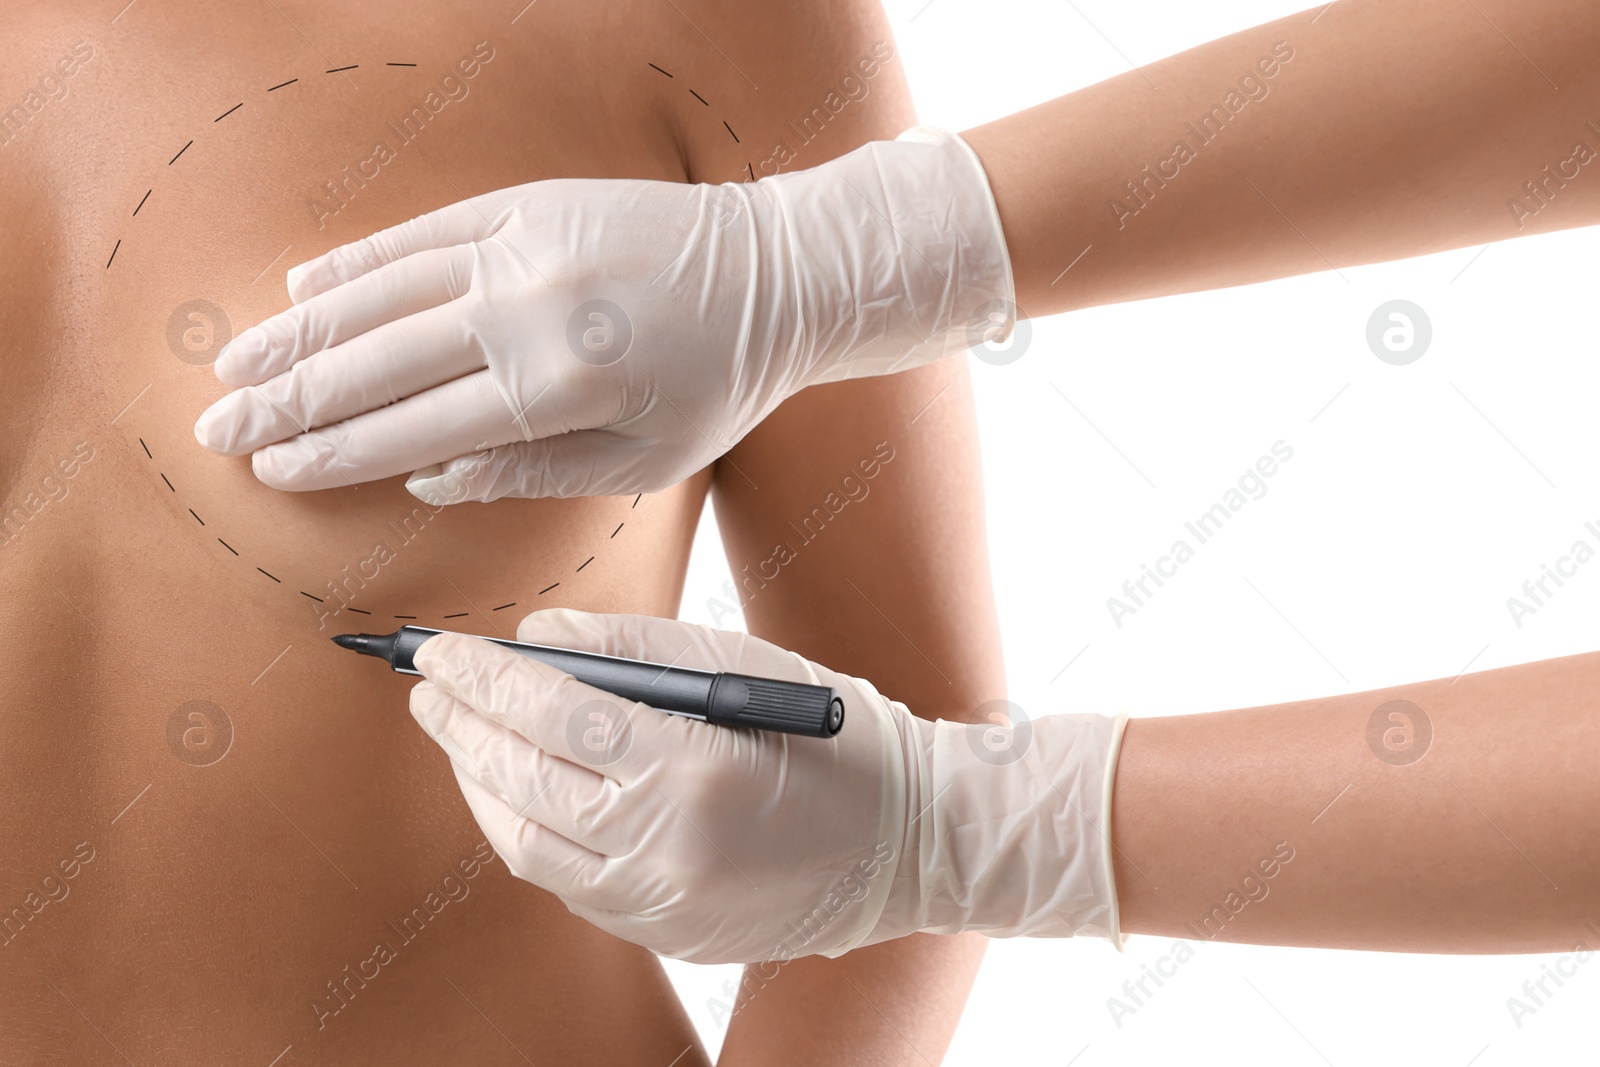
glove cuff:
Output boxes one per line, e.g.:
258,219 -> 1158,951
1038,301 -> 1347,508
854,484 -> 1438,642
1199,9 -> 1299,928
906,709 -> 1130,943
812,685 -> 918,960
889,125 -> 1020,367
762,126 -> 1017,387
1102,709 -> 1132,950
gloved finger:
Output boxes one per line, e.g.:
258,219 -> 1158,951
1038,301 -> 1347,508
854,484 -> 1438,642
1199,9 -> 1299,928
447,760 -> 637,912
563,898 -> 669,955
564,892 -> 763,965
409,680 -> 632,856
412,631 -> 688,787
405,429 -> 702,504
216,244 -> 476,387
196,299 -> 486,456
285,196 -> 505,303
516,608 -> 817,682
246,370 -> 542,490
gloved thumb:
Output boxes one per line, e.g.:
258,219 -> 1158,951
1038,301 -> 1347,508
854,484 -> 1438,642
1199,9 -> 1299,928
406,431 -> 702,504
404,449 -> 505,505
516,609 -> 807,681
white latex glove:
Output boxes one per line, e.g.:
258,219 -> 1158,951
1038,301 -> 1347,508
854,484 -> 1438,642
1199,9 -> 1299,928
192,126 -> 1014,501
407,609 -> 1129,965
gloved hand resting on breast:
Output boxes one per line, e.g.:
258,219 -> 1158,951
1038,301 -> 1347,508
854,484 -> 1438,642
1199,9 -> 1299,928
406,609 -> 1128,965
193,127 -> 1014,502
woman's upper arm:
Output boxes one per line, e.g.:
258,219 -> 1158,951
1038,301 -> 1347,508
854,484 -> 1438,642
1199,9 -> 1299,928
688,11 -> 1001,1065
681,0 -> 1006,717
669,0 -> 917,187
710,296 -> 1001,1067
713,359 -> 1007,720
707,254 -> 1000,1067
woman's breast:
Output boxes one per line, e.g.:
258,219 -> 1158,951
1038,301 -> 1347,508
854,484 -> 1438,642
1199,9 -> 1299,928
82,0 -> 697,630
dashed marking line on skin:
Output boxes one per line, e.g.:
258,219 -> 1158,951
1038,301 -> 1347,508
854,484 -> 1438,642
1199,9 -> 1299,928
112,56 -> 752,287
108,62 -> 426,269
108,59 -> 698,612
134,438 -> 621,620
645,62 -> 750,178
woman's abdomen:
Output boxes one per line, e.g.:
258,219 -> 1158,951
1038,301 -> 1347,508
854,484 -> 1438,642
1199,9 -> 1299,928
0,431 -> 710,1064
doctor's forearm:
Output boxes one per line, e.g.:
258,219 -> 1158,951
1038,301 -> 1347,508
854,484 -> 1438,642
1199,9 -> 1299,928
962,0 -> 1600,317
1111,647 -> 1600,952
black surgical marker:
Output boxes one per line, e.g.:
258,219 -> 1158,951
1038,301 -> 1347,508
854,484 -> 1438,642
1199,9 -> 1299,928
333,626 -> 845,738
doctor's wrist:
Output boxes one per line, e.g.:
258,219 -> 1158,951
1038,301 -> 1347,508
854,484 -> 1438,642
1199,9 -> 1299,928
884,710 -> 1131,945
759,126 -> 1017,389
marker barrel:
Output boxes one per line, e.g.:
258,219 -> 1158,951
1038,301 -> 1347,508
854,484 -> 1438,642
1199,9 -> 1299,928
389,626 -> 843,738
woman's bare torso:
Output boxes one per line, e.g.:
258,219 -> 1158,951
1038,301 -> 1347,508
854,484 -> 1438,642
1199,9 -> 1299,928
1,3 -> 722,1062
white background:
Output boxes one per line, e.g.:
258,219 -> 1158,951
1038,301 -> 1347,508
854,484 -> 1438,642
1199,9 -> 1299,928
666,1 -> 1600,1063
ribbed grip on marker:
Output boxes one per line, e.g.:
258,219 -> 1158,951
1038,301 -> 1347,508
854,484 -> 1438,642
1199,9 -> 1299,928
706,674 -> 845,738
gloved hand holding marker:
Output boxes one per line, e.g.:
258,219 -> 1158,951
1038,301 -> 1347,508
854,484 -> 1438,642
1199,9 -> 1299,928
404,609 -> 1127,965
